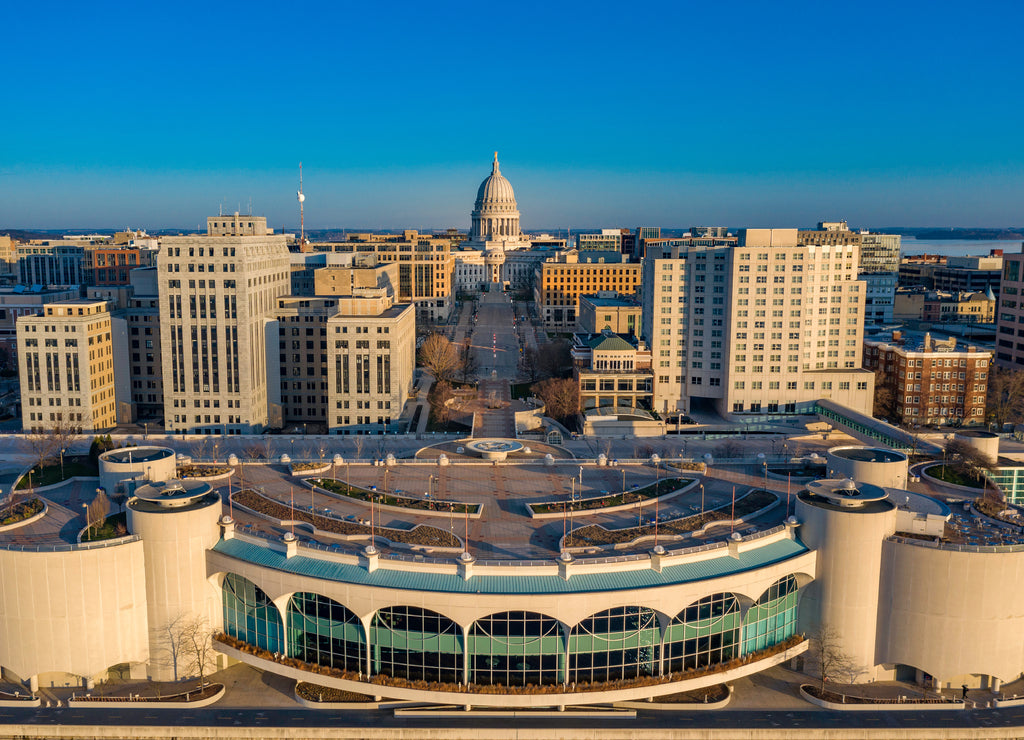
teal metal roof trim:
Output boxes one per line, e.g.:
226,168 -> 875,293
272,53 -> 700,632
210,537 -> 809,595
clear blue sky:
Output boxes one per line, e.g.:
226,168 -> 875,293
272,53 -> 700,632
2,0 -> 1022,230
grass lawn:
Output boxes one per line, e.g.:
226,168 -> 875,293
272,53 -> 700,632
17,458 -> 98,489
81,511 -> 128,542
929,464 -> 985,488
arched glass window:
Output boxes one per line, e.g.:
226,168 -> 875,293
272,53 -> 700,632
568,606 -> 658,684
222,573 -> 283,654
664,593 -> 741,674
741,575 -> 800,654
468,611 -> 562,686
287,593 -> 364,673
371,606 -> 463,684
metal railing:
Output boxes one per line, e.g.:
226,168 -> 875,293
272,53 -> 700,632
0,534 -> 141,553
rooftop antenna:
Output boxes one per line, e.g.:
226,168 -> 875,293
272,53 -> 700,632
297,162 -> 306,245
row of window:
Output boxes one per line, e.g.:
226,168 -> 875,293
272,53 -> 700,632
222,574 -> 800,687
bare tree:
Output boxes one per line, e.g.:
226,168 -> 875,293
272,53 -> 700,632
537,340 -> 571,379
458,338 -> 478,384
714,440 -> 745,459
872,369 -> 897,421
810,624 -> 854,692
419,333 -> 459,383
988,366 -> 1024,431
522,346 -> 541,383
428,381 -> 456,426
531,378 -> 580,424
190,438 -> 209,461
352,435 -> 366,461
154,614 -> 190,682
944,438 -> 995,483
86,489 -> 111,539
181,615 -> 217,689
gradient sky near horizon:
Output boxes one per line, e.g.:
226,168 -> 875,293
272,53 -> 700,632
2,0 -> 1022,230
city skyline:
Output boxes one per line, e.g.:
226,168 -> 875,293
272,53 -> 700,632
2,1 -> 1023,228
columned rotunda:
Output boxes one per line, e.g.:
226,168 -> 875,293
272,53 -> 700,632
470,152 -> 523,243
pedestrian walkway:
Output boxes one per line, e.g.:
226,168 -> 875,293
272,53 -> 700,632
473,380 -> 515,438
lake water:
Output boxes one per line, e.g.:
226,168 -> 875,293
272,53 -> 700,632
900,238 -> 1024,258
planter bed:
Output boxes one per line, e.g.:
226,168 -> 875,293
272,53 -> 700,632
800,683 -> 962,710
529,478 -> 694,516
218,632 -> 802,698
0,498 -> 45,529
291,463 -> 332,476
232,488 -> 460,548
178,465 -> 232,480
69,683 -> 224,708
296,682 -> 375,703
565,489 -> 777,548
310,477 -> 480,515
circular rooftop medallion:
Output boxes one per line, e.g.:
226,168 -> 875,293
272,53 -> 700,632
465,439 -> 524,461
133,479 -> 213,509
806,478 -> 889,508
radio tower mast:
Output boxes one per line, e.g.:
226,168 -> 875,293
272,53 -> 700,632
297,162 -> 306,246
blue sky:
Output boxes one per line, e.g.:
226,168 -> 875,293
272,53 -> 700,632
2,0 -> 1022,229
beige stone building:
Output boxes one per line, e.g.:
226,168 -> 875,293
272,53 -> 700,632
534,252 -> 643,330
315,231 -> 454,322
641,229 -> 873,419
325,293 -> 415,434
18,299 -> 127,431
577,293 -> 642,335
158,216 -> 292,434
313,256 -> 399,297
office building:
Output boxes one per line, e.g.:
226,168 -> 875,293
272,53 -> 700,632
534,252 -> 642,330
158,216 -> 292,435
17,299 -> 129,431
315,232 -> 453,322
996,245 -> 1024,368
642,229 -> 873,418
125,267 -> 163,421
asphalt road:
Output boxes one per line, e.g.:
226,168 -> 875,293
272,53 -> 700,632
1,704 -> 1023,735
471,291 -> 521,380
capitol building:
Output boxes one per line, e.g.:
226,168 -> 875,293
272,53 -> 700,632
453,153 -> 562,293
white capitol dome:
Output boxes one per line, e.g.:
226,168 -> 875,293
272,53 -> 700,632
470,152 -> 523,242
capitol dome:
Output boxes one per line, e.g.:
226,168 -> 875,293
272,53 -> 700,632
475,157 -> 517,209
470,152 -> 523,243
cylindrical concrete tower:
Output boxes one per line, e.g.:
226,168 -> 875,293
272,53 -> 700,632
952,430 -> 1000,463
796,478 -> 896,682
825,447 -> 908,489
127,479 -> 222,680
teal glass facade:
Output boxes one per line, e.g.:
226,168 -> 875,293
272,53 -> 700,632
371,606 -> 463,683
468,611 -> 562,686
220,571 -> 802,687
568,606 -> 659,683
287,592 -> 365,673
222,573 -> 284,654
663,593 -> 741,673
741,575 -> 799,653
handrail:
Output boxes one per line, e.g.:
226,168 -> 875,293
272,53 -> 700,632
0,534 -> 141,553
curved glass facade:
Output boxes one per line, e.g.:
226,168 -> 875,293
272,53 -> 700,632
569,606 -> 659,684
371,606 -> 463,683
219,572 -> 803,688
664,593 -> 741,673
741,575 -> 799,653
287,592 -> 365,674
222,573 -> 284,654
468,611 -> 563,686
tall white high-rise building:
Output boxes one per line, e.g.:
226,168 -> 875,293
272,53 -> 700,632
641,229 -> 873,418
158,215 -> 292,434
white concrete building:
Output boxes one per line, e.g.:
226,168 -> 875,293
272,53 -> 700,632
641,229 -> 873,419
